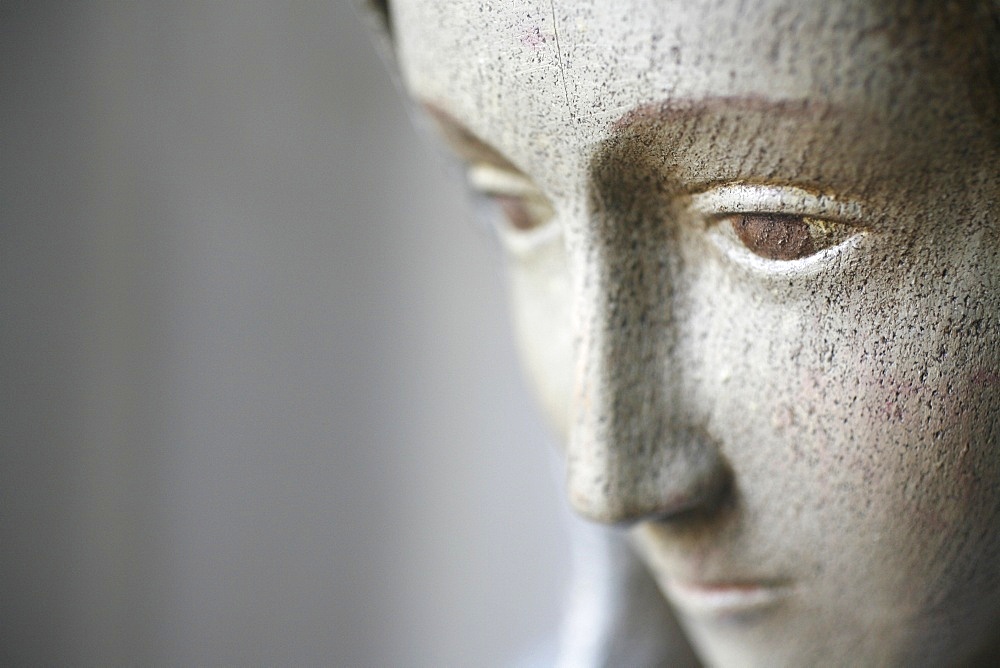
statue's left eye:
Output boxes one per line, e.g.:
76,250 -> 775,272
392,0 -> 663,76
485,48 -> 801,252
721,212 -> 854,261
467,163 -> 554,233
491,194 -> 553,231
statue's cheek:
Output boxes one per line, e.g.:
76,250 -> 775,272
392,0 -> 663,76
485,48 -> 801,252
504,234 -> 575,439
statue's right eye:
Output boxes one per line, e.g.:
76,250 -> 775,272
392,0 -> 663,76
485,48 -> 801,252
688,183 -> 867,271
467,163 -> 555,233
724,213 -> 854,261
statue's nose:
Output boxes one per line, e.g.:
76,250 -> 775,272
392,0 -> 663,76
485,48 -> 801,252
565,207 -> 730,526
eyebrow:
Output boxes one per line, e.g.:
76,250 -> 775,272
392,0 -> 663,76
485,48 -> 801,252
591,94 -> 952,205
420,102 -> 522,174
610,96 -> 840,132
422,93 -> 980,208
422,96 -> 843,177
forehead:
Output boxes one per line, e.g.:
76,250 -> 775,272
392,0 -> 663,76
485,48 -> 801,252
392,0 -> 992,202
396,2 -> 891,156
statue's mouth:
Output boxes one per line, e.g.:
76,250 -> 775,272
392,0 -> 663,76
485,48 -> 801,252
662,577 -> 795,621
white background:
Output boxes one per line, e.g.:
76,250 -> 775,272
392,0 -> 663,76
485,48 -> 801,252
1,2 -> 570,664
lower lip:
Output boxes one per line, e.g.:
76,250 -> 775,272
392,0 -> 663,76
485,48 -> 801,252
664,579 -> 793,617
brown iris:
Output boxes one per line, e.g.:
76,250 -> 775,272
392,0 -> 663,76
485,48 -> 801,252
730,213 -> 816,261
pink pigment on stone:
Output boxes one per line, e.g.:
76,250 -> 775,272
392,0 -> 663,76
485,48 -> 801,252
520,26 -> 548,48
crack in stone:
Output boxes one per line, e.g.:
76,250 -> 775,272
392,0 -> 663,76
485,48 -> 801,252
548,0 -> 572,118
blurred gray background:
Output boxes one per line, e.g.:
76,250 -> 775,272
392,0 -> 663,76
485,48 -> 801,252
2,2 -> 570,665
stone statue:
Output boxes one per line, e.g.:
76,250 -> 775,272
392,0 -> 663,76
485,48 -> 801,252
367,0 -> 1000,664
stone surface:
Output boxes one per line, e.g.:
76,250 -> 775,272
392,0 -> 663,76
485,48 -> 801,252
390,0 -> 1000,665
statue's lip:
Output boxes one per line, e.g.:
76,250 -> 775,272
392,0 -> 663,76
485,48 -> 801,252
663,578 -> 794,617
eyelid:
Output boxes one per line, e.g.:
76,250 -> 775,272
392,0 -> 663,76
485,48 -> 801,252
687,183 -> 865,225
687,183 -> 868,275
467,163 -> 540,198
466,162 -> 560,256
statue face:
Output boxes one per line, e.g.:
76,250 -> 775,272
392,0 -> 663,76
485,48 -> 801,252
393,0 -> 1000,664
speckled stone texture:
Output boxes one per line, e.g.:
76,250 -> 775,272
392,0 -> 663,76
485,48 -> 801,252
388,1 -> 1000,664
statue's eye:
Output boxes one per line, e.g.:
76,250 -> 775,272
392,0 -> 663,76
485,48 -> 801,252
467,163 -> 554,233
689,184 -> 865,271
722,213 -> 853,261
490,193 -> 555,231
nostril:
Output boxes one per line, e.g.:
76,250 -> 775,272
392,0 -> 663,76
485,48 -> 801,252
566,431 -> 733,527
643,460 -> 734,524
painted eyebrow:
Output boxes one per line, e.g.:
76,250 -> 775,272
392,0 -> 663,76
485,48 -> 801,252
609,96 -> 840,132
424,95 -> 896,207
590,96 -> 897,201
420,102 -> 523,174
422,96 -> 839,171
